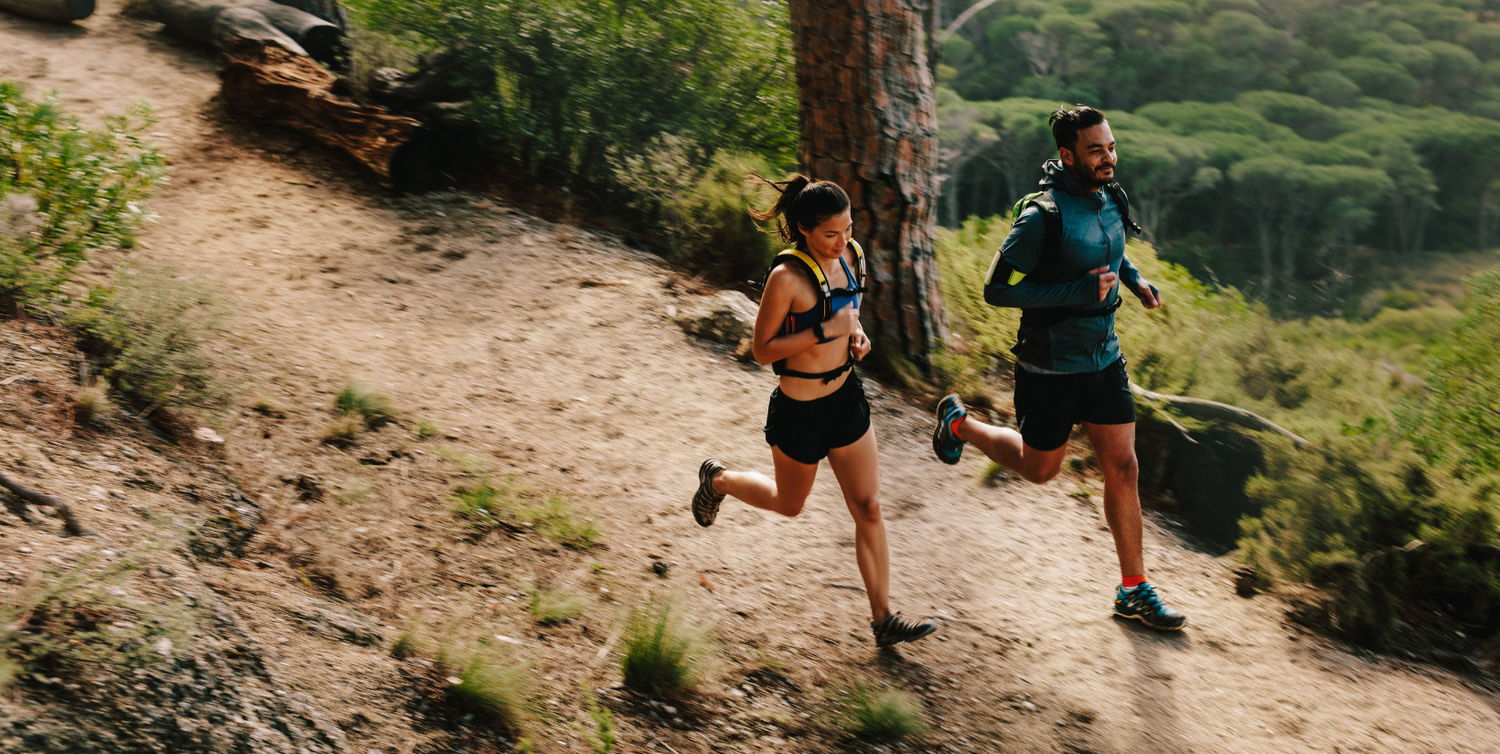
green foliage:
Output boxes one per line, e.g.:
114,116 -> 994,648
342,0 -> 795,190
451,477 -> 603,548
390,621 -> 424,659
0,553 -> 195,687
612,142 -> 779,283
415,419 -> 439,438
437,638 -> 532,731
839,680 -> 929,741
1414,266 -> 1500,473
67,266 -> 229,409
578,683 -> 617,754
0,81 -> 166,310
619,595 -> 709,695
335,380 -> 398,427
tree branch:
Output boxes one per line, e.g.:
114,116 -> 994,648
1130,382 -> 1315,449
938,0 -> 1003,44
0,468 -> 94,537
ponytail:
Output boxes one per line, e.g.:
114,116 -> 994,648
749,172 -> 850,249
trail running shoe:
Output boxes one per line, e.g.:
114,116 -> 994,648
692,458 -> 726,528
871,612 -> 937,647
932,393 -> 968,465
1113,582 -> 1187,631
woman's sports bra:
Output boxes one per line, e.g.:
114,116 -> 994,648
780,256 -> 860,343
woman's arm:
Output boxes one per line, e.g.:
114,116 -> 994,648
752,265 -> 860,365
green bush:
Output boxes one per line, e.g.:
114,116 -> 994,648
335,380 -> 398,427
612,142 -> 779,283
436,638 -> 532,731
0,81 -> 166,310
67,266 -> 229,409
341,0 -> 795,189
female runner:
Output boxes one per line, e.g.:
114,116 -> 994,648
690,174 -> 936,648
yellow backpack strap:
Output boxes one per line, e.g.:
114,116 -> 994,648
847,239 -> 867,290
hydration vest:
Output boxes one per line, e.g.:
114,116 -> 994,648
761,240 -> 868,383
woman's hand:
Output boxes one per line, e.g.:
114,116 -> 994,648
823,306 -> 861,338
849,329 -> 871,360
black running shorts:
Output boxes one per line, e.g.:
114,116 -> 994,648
1013,356 -> 1135,452
763,372 -> 872,465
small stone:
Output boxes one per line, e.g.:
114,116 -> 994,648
17,548 -> 32,554
193,427 -> 225,444
651,560 -> 670,577
447,677 -> 463,685
493,634 -> 523,645
155,638 -> 173,656
1022,701 -> 1038,712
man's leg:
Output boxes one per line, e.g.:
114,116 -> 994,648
1081,421 -> 1143,578
949,415 -> 1068,484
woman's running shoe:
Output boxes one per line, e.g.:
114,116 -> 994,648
871,612 -> 937,647
692,458 -> 726,527
1113,582 -> 1187,631
932,393 -> 968,465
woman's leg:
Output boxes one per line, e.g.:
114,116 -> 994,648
714,446 -> 818,518
825,428 -> 890,623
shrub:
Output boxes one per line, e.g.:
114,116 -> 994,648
0,81 -> 166,310
67,266 -> 229,410
340,0 -> 795,190
335,380 -> 398,427
619,595 -> 709,695
840,680 -> 929,741
612,142 -> 779,283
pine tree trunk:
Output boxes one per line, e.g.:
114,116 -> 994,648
788,0 -> 948,370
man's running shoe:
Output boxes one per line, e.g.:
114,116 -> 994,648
692,458 -> 726,528
932,393 -> 968,465
871,612 -> 937,647
1113,582 -> 1186,631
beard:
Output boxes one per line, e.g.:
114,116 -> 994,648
1082,162 -> 1115,187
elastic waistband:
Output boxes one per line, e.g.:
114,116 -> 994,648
771,370 -> 860,404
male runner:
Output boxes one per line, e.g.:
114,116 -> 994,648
932,104 -> 1186,630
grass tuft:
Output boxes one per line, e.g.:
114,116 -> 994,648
438,639 -> 532,731
74,382 -> 111,424
320,413 -> 364,446
528,495 -> 603,549
578,682 -> 617,753
619,595 -> 709,695
841,680 -> 929,741
335,380 -> 397,427
415,419 -> 439,438
529,586 -> 586,626
451,479 -> 603,548
390,622 -> 423,659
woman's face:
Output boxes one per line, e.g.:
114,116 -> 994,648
800,209 -> 852,262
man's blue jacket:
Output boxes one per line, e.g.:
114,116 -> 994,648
983,158 -> 1145,374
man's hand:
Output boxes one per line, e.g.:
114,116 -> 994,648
849,329 -> 871,360
1133,279 -> 1163,309
1089,266 -> 1118,302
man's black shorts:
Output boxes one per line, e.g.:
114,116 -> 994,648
1014,356 -> 1135,452
764,372 -> 871,465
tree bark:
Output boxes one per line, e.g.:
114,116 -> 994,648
789,0 -> 948,369
0,0 -> 92,22
218,37 -> 434,188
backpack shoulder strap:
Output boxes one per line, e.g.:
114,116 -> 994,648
846,239 -> 867,290
1012,189 -> 1062,260
1104,182 -> 1144,235
763,248 -> 832,318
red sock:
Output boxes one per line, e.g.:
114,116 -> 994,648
1122,575 -> 1146,589
949,417 -> 965,441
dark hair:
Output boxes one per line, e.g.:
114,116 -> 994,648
748,172 -> 850,249
1049,105 -> 1107,150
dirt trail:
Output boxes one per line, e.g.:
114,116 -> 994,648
4,6 -> 1500,753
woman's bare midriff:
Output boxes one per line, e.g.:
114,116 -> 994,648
776,338 -> 853,400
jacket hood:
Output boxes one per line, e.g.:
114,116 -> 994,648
1039,158 -> 1095,197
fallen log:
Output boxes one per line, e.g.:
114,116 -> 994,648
1130,382 -> 1314,448
150,0 -> 345,66
0,468 -> 93,537
212,7 -> 307,57
218,37 -> 435,188
0,0 -> 94,22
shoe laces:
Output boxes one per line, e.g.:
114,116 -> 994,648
1127,583 -> 1168,613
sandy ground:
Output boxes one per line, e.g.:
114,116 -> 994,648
3,4 -> 1500,753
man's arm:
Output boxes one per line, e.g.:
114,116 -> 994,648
982,205 -> 1100,308
1119,254 -> 1162,309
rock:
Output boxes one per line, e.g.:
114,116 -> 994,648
1234,566 -> 1258,597
283,604 -> 384,646
676,291 -> 757,345
193,427 -> 225,444
651,560 -> 670,577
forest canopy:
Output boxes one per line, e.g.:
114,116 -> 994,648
936,0 -> 1500,312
